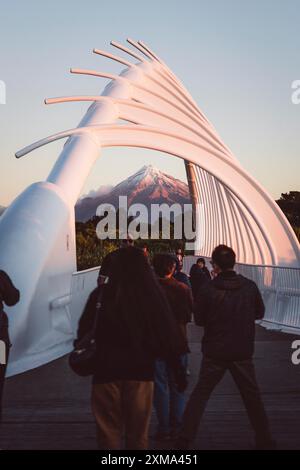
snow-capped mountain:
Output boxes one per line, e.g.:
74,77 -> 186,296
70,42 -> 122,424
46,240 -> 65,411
75,165 -> 191,222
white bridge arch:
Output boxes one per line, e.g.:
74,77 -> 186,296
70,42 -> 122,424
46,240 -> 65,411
0,39 -> 299,376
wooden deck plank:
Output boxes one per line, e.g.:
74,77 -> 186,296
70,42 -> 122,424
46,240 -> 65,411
0,324 -> 299,450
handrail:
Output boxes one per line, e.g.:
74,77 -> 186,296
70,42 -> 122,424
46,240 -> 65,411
184,254 -> 300,271
184,255 -> 300,334
72,265 -> 100,276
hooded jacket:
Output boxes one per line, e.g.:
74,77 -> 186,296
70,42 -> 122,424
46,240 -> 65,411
194,271 -> 265,360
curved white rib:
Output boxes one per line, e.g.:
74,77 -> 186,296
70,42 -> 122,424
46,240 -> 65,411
1,37 -> 299,377
43,95 -> 233,157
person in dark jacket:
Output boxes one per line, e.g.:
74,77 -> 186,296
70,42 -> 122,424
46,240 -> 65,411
0,270 -> 20,421
177,245 -> 274,450
152,254 -> 193,440
77,247 -> 187,450
189,258 -> 210,299
173,260 -> 192,289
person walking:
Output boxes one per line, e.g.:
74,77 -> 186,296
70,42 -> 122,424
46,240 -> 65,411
0,270 -> 20,422
152,253 -> 193,440
174,260 -> 191,289
189,258 -> 210,299
77,247 -> 187,450
177,245 -> 275,450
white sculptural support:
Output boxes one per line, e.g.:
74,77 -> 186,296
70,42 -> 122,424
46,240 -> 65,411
0,39 -> 299,376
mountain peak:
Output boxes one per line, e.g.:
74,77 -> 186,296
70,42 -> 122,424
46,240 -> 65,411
141,164 -> 159,173
133,164 -> 162,178
75,165 -> 191,222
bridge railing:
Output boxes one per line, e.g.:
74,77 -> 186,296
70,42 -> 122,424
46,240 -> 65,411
184,256 -> 300,335
70,258 -> 300,336
70,266 -> 99,335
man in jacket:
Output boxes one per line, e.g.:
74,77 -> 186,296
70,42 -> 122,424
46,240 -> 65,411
173,260 -> 192,289
153,253 -> 193,440
177,245 -> 274,450
0,270 -> 20,422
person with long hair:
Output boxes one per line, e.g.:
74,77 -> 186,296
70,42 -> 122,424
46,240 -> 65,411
77,246 -> 187,450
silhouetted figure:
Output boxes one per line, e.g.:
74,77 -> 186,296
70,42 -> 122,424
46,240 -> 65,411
77,247 -> 186,450
153,253 -> 192,440
189,258 -> 210,299
97,235 -> 134,284
174,260 -> 191,289
177,245 -> 275,450
0,270 -> 20,421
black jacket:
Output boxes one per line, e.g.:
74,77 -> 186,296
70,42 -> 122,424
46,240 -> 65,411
189,264 -> 210,299
77,284 -> 186,384
194,271 -> 265,360
0,270 -> 20,343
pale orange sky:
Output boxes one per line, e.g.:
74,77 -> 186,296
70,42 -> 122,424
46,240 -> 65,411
1,0 -> 300,207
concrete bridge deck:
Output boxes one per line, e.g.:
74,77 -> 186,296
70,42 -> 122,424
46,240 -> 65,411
0,324 -> 300,450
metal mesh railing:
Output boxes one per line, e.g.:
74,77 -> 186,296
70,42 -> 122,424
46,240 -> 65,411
184,256 -> 300,335
71,259 -> 300,335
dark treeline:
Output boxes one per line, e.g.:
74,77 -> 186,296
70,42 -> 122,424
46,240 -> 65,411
76,215 -> 190,271
276,191 -> 300,241
76,191 -> 300,271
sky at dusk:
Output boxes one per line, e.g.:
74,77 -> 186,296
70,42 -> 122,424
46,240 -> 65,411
0,0 -> 299,206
